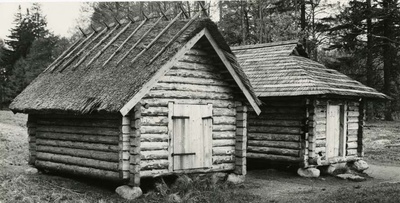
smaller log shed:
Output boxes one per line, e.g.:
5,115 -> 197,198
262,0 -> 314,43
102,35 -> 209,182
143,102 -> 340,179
232,41 -> 389,169
9,14 -> 261,187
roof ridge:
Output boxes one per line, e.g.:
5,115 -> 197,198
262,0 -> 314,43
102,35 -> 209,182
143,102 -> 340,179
231,40 -> 299,51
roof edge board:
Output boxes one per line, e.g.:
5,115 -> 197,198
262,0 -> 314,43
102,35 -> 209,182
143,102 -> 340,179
119,28 -> 207,116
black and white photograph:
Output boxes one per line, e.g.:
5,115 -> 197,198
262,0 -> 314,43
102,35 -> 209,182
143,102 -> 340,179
0,0 -> 399,202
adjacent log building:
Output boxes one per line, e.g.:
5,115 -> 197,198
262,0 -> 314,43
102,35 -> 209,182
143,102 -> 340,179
232,41 -> 388,168
10,13 -> 261,187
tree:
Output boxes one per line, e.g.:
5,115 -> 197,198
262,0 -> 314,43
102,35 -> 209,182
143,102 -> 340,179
321,0 -> 400,120
0,3 -> 69,107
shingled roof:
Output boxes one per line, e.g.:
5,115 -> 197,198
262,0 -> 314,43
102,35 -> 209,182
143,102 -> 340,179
10,13 -> 261,115
232,41 -> 388,99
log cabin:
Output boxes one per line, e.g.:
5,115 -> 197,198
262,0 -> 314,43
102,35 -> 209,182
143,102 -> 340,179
232,41 -> 388,169
9,12 -> 261,188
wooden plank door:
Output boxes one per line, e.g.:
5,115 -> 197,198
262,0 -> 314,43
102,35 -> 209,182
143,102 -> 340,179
171,104 -> 212,170
326,105 -> 341,158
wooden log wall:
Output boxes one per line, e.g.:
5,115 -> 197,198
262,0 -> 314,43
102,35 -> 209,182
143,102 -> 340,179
247,98 -> 306,163
347,101 -> 361,157
129,104 -> 141,186
27,115 -> 37,165
139,41 -> 243,177
308,99 -> 361,165
235,105 -> 247,175
34,114 -> 121,181
308,100 -> 327,160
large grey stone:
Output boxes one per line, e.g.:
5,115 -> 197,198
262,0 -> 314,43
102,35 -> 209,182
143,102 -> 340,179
25,167 -> 38,175
115,185 -> 142,200
351,160 -> 369,172
297,167 -> 320,178
226,173 -> 245,184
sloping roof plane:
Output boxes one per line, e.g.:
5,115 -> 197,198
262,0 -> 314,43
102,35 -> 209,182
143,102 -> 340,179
10,14 -> 261,115
232,41 -> 388,99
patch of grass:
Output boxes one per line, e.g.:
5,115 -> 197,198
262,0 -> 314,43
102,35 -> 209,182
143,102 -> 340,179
364,120 -> 400,166
140,175 -> 258,203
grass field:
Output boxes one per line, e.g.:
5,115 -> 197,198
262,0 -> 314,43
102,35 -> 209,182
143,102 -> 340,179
1,110 -> 400,203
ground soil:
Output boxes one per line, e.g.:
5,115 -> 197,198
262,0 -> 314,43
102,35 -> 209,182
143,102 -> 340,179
1,110 -> 400,202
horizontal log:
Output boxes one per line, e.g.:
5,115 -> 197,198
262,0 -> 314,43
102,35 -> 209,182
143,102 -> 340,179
174,61 -> 216,71
347,117 -> 359,123
314,131 -> 326,139
36,118 -> 120,128
214,108 -> 236,116
248,126 -> 302,134
36,139 -> 118,152
248,113 -> 305,120
247,146 -> 300,157
140,126 -> 168,134
213,125 -> 236,131
213,116 -> 236,125
323,156 -> 359,165
158,76 -> 230,86
140,150 -> 169,160
141,98 -> 235,108
36,132 -> 118,144
141,116 -> 168,126
213,139 -> 236,147
140,159 -> 169,170
348,112 -> 360,117
185,48 -> 210,56
248,133 -> 300,142
141,142 -> 169,151
248,119 -> 303,127
36,145 -> 119,162
213,131 -> 236,139
213,146 -> 235,155
347,106 -> 359,111
348,129 -> 358,135
139,163 -> 235,177
141,134 -> 168,142
347,135 -> 358,142
145,90 -> 234,100
315,125 -> 326,133
165,69 -> 223,80
315,139 -> 326,147
347,142 -> 358,149
36,152 -> 118,171
347,123 -> 359,130
141,107 -> 168,116
247,153 -> 302,162
248,140 -> 301,149
180,54 -> 219,64
35,160 -> 120,181
36,126 -> 119,136
213,155 -> 235,164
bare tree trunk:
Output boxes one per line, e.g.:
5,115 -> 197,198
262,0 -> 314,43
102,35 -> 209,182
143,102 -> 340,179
366,0 -> 374,120
382,0 -> 397,121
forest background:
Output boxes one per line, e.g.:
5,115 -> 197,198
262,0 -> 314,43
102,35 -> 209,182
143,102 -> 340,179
0,0 -> 399,120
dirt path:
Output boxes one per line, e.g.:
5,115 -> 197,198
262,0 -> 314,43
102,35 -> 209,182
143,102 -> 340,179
244,163 -> 400,202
